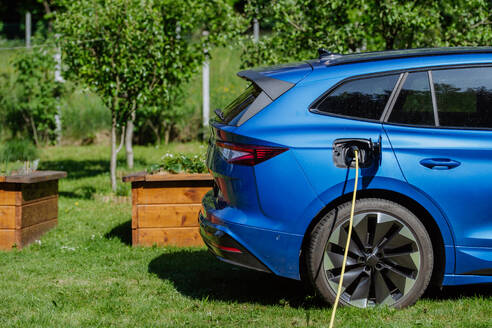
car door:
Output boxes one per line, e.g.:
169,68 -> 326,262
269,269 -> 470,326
383,67 -> 492,275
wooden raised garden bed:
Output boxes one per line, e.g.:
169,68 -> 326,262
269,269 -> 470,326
123,172 -> 213,247
0,171 -> 67,250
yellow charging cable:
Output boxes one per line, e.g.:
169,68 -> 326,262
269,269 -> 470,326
329,150 -> 358,328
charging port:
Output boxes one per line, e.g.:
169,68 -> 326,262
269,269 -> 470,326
332,138 -> 380,168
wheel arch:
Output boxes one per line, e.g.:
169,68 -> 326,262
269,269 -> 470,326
299,187 -> 453,288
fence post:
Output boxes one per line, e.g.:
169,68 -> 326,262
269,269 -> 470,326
54,34 -> 64,145
25,12 -> 31,48
253,18 -> 260,43
202,30 -> 210,128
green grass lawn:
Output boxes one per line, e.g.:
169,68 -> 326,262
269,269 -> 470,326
0,144 -> 491,327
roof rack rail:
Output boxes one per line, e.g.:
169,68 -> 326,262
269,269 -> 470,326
321,47 -> 492,66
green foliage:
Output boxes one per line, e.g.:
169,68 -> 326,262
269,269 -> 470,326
0,139 -> 39,162
149,152 -> 207,174
0,46 -> 64,145
241,0 -> 492,67
55,0 -> 242,131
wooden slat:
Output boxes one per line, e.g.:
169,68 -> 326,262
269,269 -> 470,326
0,206 -> 17,229
145,173 -> 212,182
0,230 -> 16,250
137,204 -> 201,228
122,172 -> 146,182
0,183 -> 21,206
21,180 -> 58,204
5,171 -> 67,184
137,185 -> 211,204
19,196 -> 58,229
18,218 -> 57,248
123,172 -> 213,183
134,227 -> 203,247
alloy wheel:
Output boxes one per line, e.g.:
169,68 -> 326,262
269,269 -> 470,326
323,211 -> 421,308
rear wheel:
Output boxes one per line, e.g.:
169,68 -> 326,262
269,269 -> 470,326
306,198 -> 433,308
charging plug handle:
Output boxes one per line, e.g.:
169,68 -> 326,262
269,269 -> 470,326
332,138 -> 380,168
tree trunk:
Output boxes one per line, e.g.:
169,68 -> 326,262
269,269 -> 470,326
29,115 -> 40,147
164,126 -> 171,145
125,110 -> 135,169
110,115 -> 118,192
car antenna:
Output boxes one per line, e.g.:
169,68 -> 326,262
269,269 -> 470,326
318,48 -> 342,61
318,48 -> 331,58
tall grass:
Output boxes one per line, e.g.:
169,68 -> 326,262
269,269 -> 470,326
61,89 -> 110,141
0,44 -> 246,144
172,46 -> 248,141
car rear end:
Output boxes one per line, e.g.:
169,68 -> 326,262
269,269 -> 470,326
199,62 -> 315,277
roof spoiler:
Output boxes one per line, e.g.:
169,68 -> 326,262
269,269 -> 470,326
237,70 -> 294,101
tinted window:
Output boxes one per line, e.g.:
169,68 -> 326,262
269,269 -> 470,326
432,67 -> 492,128
389,71 -> 434,126
315,74 -> 399,120
221,84 -> 261,124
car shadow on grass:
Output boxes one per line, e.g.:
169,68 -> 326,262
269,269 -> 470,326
148,249 -> 324,308
424,283 -> 492,301
148,249 -> 492,307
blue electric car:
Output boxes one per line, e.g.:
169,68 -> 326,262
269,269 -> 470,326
199,47 -> 492,308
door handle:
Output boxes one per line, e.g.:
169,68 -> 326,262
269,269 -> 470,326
420,158 -> 461,170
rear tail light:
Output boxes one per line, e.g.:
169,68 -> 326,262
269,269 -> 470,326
216,141 -> 288,166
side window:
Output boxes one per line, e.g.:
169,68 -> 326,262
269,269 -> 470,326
389,72 -> 435,126
314,74 -> 399,120
432,67 -> 492,128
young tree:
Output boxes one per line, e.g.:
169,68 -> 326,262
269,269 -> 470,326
55,0 -> 240,191
0,47 -> 62,145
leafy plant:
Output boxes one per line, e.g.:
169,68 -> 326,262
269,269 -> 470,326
0,46 -> 64,145
148,152 -> 207,174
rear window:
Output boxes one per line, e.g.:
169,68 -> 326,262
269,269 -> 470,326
432,67 -> 492,128
313,74 -> 399,120
221,84 -> 261,124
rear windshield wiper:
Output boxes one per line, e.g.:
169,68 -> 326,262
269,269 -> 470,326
214,108 -> 225,121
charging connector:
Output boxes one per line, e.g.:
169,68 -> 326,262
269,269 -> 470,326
332,138 -> 380,168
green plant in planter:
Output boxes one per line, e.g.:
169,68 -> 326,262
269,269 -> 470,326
148,152 -> 207,174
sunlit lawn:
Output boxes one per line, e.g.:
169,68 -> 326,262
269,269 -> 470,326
0,144 -> 490,327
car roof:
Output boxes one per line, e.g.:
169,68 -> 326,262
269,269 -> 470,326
314,47 -> 492,67
300,47 -> 492,85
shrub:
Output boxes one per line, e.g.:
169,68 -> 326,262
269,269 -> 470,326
0,47 -> 64,145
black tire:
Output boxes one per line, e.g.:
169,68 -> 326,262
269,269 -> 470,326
306,198 -> 433,308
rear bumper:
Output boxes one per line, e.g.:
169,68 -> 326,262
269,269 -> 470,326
199,211 -> 271,273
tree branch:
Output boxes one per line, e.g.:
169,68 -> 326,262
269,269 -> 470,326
471,17 -> 492,29
116,125 -> 126,154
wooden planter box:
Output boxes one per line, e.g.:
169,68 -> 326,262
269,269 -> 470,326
123,172 -> 213,247
0,171 -> 66,250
